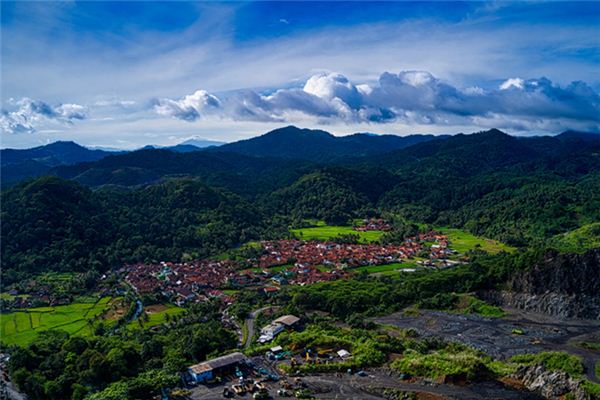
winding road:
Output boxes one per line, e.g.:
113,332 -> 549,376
244,306 -> 280,349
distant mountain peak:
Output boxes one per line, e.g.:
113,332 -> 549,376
475,128 -> 509,137
179,137 -> 225,148
213,126 -> 441,161
262,125 -> 334,139
556,130 -> 600,142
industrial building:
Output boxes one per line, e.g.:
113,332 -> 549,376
188,352 -> 247,383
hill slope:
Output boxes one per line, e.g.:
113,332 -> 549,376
1,141 -> 117,185
213,125 -> 442,161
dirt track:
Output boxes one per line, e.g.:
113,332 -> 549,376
299,370 -> 544,399
190,369 -> 543,399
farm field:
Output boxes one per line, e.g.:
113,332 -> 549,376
289,221 -> 512,255
0,297 -> 116,346
290,220 -> 385,242
436,227 -> 514,254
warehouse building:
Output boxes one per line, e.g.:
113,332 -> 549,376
188,352 -> 247,383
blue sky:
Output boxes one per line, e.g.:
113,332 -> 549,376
1,1 -> 599,148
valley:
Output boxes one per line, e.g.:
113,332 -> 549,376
1,127 -> 599,400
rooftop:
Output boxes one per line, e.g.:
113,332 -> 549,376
189,352 -> 246,373
273,314 -> 300,326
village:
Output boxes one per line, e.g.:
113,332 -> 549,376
122,230 -> 455,307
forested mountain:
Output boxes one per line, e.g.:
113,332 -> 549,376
1,141 -> 117,185
1,128 -> 598,282
49,149 -> 315,196
0,177 -> 266,284
213,125 -> 443,161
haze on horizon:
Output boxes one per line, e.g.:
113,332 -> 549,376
1,1 -> 599,149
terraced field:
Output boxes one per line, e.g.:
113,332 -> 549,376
0,297 -> 117,346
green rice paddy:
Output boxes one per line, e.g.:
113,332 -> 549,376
0,297 -> 116,347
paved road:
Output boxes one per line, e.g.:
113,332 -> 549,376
244,306 -> 279,349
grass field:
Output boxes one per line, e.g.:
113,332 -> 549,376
436,227 -> 514,254
350,261 -> 422,274
129,304 -> 185,330
290,221 -> 385,243
290,221 -> 512,255
0,297 -> 116,347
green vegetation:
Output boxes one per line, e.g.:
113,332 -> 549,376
582,381 -> 600,397
596,361 -> 600,380
550,222 -> 600,253
2,130 -> 599,399
418,294 -> 505,318
391,345 -> 492,380
1,297 -> 116,346
437,227 -> 515,254
461,296 -> 505,318
576,342 -> 600,351
128,304 -> 185,331
510,352 -> 585,377
287,249 -> 536,321
265,322 -> 403,372
350,262 -> 421,275
7,304 -> 237,400
1,177 -> 264,287
290,220 -> 384,243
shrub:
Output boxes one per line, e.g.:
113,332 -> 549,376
510,352 -> 584,377
391,347 -> 491,381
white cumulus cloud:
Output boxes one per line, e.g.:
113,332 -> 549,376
152,70 -> 600,133
153,90 -> 221,121
1,98 -> 88,134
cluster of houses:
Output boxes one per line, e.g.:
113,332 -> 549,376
0,288 -> 72,311
257,240 -> 420,270
123,232 -> 453,306
124,260 -> 238,305
354,218 -> 392,231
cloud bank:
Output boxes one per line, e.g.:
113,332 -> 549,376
154,71 -> 600,132
3,70 -> 599,136
1,98 -> 87,134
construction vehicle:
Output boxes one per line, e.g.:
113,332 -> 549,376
232,384 -> 245,395
274,350 -> 291,360
235,366 -> 244,378
253,388 -> 270,399
281,380 -> 292,390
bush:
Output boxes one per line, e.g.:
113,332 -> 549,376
391,346 -> 491,381
510,352 -> 584,377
